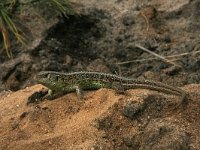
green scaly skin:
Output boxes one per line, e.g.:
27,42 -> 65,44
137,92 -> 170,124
36,71 -> 187,104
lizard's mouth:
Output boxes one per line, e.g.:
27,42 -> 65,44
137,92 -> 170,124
36,74 -> 49,86
36,78 -> 47,86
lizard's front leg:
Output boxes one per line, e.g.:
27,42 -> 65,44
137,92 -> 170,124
46,89 -> 65,100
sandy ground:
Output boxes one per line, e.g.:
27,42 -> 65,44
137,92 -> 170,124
0,84 -> 200,149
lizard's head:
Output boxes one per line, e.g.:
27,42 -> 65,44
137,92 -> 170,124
36,71 -> 62,90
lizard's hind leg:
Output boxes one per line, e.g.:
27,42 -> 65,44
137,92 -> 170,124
112,81 -> 125,94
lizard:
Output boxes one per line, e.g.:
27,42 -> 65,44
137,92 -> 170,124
36,71 -> 187,105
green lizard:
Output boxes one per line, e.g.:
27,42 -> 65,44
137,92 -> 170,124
36,71 -> 187,105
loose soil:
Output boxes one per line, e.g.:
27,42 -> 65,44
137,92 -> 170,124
0,84 -> 200,149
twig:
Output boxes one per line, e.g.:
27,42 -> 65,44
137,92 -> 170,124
116,58 -> 180,65
139,12 -> 149,32
165,50 -> 200,58
116,49 -> 200,65
135,44 -> 180,67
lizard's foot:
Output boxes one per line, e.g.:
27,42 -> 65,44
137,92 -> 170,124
174,93 -> 189,110
45,89 -> 65,100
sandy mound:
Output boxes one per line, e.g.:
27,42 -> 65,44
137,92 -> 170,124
0,84 -> 200,149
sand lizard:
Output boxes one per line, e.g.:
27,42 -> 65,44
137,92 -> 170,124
36,71 -> 187,104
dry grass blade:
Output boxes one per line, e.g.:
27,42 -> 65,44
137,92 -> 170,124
135,44 -> 181,67
0,24 -> 12,57
0,0 -> 75,58
0,10 -> 12,57
52,0 -> 67,12
0,4 -> 26,58
116,58 -> 180,65
1,9 -> 26,43
139,12 -> 149,32
46,0 -> 75,17
116,49 -> 200,65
